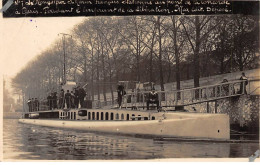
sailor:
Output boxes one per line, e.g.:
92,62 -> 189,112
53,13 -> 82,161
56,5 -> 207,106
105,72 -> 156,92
146,87 -> 159,110
239,72 -> 248,94
221,79 -> 229,96
35,98 -> 39,111
74,87 -> 79,108
31,98 -> 35,112
65,90 -> 71,109
117,84 -> 125,109
70,91 -> 75,108
27,98 -> 32,112
47,93 -> 53,110
52,92 -> 58,109
59,89 -> 65,109
78,86 -> 86,108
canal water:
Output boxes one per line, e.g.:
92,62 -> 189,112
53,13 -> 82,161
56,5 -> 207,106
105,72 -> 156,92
3,119 -> 259,160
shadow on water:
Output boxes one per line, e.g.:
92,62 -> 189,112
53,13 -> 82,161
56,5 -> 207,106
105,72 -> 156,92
3,119 -> 259,160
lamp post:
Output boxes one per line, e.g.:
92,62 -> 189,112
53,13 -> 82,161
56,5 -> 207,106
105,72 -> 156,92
58,33 -> 72,85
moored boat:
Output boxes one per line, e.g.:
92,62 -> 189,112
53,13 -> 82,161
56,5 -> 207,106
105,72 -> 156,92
19,80 -> 245,141
19,107 -> 230,140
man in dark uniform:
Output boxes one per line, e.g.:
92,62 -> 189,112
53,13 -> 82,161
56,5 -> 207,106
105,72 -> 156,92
31,98 -> 35,112
78,86 -> 86,108
52,92 -> 58,109
117,84 -> 125,109
59,89 -> 64,109
65,90 -> 72,109
70,91 -> 75,108
27,98 -> 32,112
146,88 -> 159,110
239,72 -> 248,94
74,87 -> 79,108
35,98 -> 39,111
47,93 -> 53,110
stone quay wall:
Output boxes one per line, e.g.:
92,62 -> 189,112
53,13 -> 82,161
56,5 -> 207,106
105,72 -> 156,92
185,95 -> 259,130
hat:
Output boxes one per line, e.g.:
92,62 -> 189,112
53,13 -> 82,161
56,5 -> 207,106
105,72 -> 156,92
222,79 -> 228,83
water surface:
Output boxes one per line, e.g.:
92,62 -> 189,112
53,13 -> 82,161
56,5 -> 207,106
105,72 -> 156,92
3,119 -> 259,160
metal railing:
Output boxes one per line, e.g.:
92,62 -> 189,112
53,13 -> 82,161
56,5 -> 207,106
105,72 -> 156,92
92,80 -> 250,109
25,79 -> 257,111
26,99 -> 59,112
25,97 -> 84,112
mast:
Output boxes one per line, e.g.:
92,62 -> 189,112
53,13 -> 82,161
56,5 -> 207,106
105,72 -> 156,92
58,33 -> 72,85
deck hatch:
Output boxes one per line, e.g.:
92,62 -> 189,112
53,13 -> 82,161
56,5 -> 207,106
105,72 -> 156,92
78,110 -> 88,116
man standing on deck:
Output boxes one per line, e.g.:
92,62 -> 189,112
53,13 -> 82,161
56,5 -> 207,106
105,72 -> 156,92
74,87 -> 79,108
27,98 -> 32,112
65,90 -> 72,109
78,86 -> 86,108
59,89 -> 64,109
35,98 -> 39,111
52,92 -> 58,109
146,87 -> 159,110
239,72 -> 248,94
70,91 -> 75,108
31,98 -> 35,112
117,84 -> 126,109
47,93 -> 53,110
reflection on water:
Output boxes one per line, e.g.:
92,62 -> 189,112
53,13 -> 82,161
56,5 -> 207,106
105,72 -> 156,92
3,119 -> 259,160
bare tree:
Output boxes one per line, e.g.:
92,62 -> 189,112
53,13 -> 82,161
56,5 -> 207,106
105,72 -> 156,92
232,15 -> 259,71
181,16 -> 220,87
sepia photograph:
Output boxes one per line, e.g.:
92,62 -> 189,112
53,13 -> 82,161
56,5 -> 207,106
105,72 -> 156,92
1,0 -> 259,162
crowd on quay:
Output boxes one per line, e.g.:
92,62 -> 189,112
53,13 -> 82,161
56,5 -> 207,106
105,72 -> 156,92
27,85 -> 87,112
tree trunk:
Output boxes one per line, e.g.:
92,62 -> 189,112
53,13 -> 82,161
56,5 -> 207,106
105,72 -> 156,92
136,30 -> 141,82
157,16 -> 164,92
173,16 -> 181,99
194,16 -> 201,88
101,41 -> 107,104
149,35 -> 155,83
97,47 -> 100,101
220,56 -> 225,74
109,74 -> 114,104
167,61 -> 171,83
173,17 -> 180,89
238,39 -> 244,71
83,49 -> 87,82
107,53 -> 114,104
91,47 -> 94,101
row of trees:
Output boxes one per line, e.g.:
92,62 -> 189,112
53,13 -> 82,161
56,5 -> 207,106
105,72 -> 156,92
12,15 -> 259,103
3,77 -> 16,113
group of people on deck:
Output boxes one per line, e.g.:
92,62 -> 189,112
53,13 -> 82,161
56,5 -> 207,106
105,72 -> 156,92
117,84 -> 159,110
63,86 -> 87,109
27,98 -> 39,112
27,85 -> 87,111
47,85 -> 87,110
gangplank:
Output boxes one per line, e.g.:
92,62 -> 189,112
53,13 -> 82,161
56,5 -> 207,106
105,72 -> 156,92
94,79 -> 254,110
